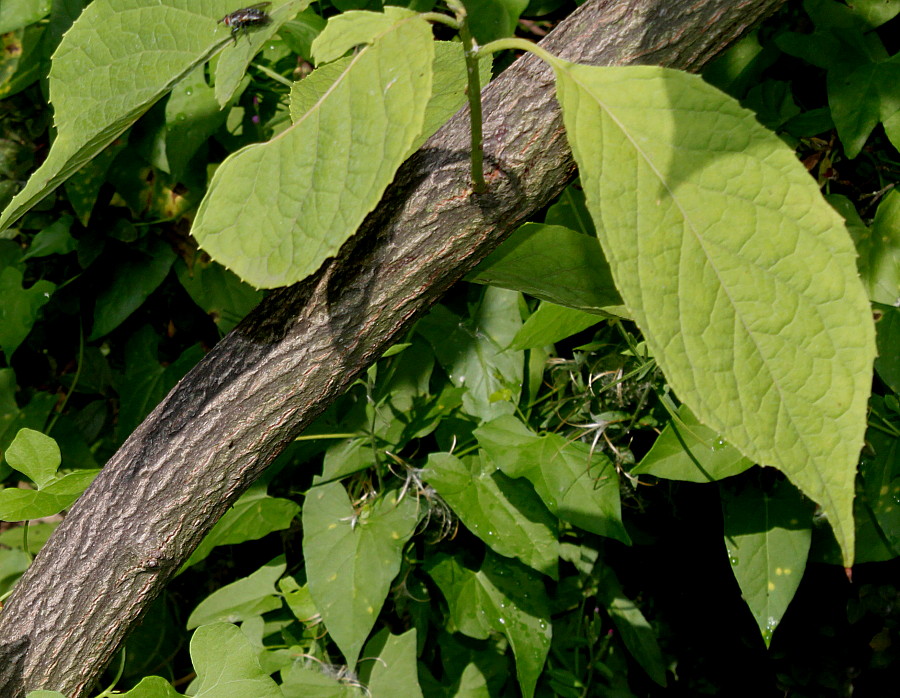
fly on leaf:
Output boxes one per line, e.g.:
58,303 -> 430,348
218,2 -> 272,44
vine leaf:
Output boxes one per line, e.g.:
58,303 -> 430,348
425,551 -> 552,698
302,483 -> 419,670
553,61 -> 875,565
189,622 -> 282,698
192,8 -> 434,288
475,415 -> 629,542
423,452 -> 559,577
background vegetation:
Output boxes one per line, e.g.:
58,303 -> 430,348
0,0 -> 897,696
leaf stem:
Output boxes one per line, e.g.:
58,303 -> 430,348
420,12 -> 459,30
477,36 -> 560,68
446,0 -> 487,194
250,62 -> 293,88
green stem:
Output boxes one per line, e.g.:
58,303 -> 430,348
250,62 -> 293,88
445,1 -> 487,194
420,12 -> 459,30
477,36 -> 561,68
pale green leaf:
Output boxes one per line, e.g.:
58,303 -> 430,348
475,416 -> 629,542
425,551 -> 552,698
423,452 -> 559,576
468,223 -> 624,316
410,40 -> 493,153
193,10 -> 433,288
0,0 -> 236,233
722,479 -> 813,647
302,483 -> 419,669
311,7 -> 405,63
0,470 -> 98,521
5,428 -> 60,487
117,676 -> 182,698
191,622 -> 282,698
187,557 -> 286,629
554,62 -> 875,564
632,404 -> 754,482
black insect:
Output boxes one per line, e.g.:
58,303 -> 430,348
218,2 -> 272,44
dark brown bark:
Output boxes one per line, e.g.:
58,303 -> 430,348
0,0 -> 785,694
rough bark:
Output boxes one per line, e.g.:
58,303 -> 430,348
0,0 -> 785,694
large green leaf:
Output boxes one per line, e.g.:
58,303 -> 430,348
192,8 -> 433,288
721,478 -> 813,646
302,483 -> 419,669
0,0 -> 243,232
190,623 -> 283,698
474,415 -> 629,542
214,0 -> 308,107
425,551 -> 552,698
423,452 -> 559,576
553,61 -> 875,564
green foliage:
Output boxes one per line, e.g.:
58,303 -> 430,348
0,428 -> 98,521
1,0 -> 897,696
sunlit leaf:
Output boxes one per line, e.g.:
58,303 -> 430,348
193,8 -> 433,288
553,61 -> 875,564
0,0 -> 242,232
